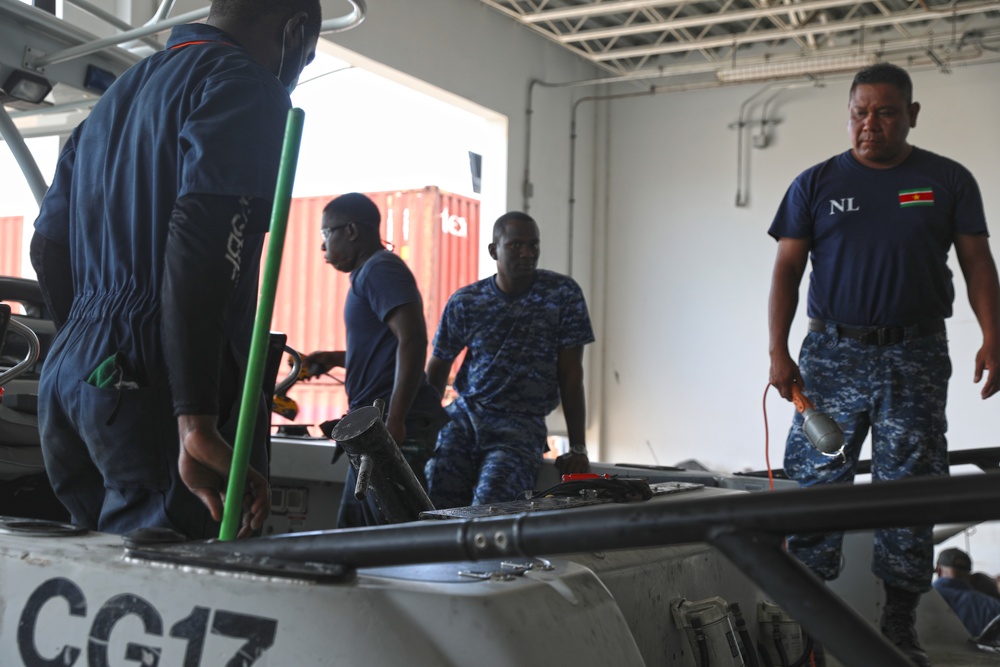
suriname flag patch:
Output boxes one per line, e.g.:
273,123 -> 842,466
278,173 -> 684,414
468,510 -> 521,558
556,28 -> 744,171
899,188 -> 934,207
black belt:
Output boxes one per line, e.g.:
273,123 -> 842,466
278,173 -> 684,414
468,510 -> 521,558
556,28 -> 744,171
808,318 -> 945,346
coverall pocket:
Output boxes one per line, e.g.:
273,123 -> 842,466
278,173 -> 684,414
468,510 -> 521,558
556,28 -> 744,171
76,380 -> 171,489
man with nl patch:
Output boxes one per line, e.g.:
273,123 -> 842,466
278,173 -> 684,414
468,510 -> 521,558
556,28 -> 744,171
767,63 -> 1000,665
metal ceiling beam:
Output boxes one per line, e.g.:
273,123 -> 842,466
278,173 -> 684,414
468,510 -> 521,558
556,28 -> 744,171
556,0 -> 880,41
481,0 -> 1000,81
585,3 -> 995,60
509,0 -> 999,24
596,26 -> 1000,78
520,0 -> 700,23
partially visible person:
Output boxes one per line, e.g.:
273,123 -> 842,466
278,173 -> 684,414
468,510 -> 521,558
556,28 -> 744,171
304,193 -> 447,527
767,63 -> 1000,666
425,211 -> 594,509
31,0 -> 322,538
933,548 -> 1000,638
935,548 -> 1000,600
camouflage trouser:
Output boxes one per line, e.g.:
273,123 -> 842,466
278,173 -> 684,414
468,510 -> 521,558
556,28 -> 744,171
784,322 -> 951,593
425,397 -> 545,509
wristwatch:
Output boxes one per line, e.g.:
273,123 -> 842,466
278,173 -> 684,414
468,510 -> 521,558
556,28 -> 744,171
569,443 -> 588,456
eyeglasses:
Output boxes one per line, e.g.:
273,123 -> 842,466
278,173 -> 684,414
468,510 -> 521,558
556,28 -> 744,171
320,223 -> 351,242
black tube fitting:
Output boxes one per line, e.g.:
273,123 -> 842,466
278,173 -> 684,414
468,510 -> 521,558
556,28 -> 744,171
330,403 -> 434,523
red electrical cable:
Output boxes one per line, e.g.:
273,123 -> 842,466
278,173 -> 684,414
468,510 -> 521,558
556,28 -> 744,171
763,383 -> 775,492
768,383 -> 820,665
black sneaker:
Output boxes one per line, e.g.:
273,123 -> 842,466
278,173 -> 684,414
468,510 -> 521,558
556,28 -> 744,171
881,586 -> 931,667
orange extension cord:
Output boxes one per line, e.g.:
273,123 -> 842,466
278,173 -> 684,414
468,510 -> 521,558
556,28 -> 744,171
762,383 -> 776,492
763,382 -> 821,667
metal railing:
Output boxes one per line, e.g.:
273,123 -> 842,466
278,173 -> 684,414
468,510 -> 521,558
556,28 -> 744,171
30,0 -> 367,69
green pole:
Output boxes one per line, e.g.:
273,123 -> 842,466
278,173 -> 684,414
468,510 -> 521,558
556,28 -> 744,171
219,108 -> 305,540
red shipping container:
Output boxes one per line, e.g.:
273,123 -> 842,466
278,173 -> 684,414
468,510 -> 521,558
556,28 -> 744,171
0,217 -> 23,280
266,187 -> 479,429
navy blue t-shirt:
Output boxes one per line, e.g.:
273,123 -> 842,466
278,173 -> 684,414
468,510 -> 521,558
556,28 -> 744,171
768,147 -> 988,326
344,250 -> 443,420
933,577 -> 1000,638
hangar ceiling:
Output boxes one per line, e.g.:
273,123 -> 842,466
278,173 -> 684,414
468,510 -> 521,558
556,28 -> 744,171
480,0 -> 1000,85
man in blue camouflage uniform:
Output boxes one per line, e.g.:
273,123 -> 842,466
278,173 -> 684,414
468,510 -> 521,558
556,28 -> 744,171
425,212 -> 595,508
768,64 -> 1000,666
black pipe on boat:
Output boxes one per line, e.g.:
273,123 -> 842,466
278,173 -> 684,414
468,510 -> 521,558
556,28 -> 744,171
712,529 -> 911,667
139,469 -> 1000,569
329,402 -> 434,523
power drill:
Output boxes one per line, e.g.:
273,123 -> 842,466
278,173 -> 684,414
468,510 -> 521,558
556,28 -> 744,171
271,350 -> 321,421
790,384 -> 845,457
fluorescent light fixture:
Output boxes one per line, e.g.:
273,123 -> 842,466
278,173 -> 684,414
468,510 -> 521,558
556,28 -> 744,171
716,54 -> 879,83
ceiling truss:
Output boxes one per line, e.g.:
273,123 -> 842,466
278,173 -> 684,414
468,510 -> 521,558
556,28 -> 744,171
480,0 -> 1000,84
